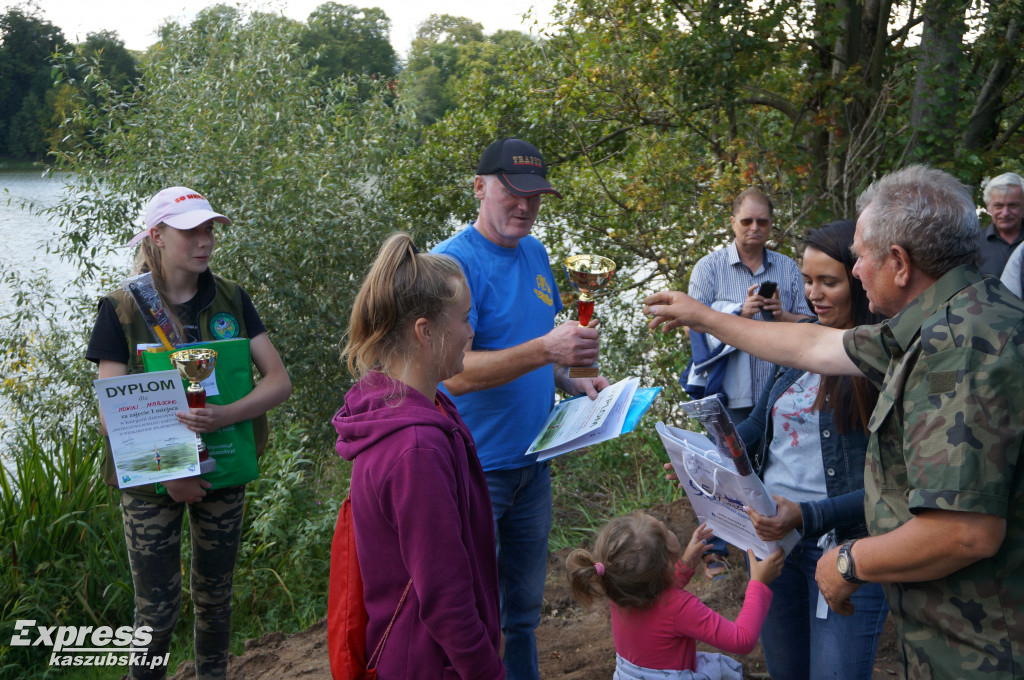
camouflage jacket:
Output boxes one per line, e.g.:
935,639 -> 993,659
844,265 -> 1024,680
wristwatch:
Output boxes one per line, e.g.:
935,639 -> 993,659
836,539 -> 865,584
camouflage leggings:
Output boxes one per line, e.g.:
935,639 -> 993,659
121,485 -> 246,680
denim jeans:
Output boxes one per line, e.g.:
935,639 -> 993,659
485,462 -> 552,680
759,536 -> 889,680
705,536 -> 730,557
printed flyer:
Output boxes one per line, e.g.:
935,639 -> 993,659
526,377 -> 660,461
94,370 -> 200,488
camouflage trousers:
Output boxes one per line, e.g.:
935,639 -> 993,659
121,485 -> 246,680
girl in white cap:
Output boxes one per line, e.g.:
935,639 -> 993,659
86,186 -> 291,679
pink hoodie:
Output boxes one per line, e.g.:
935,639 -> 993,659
333,371 -> 505,679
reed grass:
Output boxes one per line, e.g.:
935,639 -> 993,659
0,424 -> 131,678
549,429 -> 680,550
0,416 -> 671,679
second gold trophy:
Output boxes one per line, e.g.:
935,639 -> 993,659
564,254 -> 616,378
170,348 -> 218,474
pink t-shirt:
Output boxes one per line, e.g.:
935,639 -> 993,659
610,563 -> 773,671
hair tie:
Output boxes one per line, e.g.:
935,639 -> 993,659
594,562 -> 605,576
411,243 -> 419,254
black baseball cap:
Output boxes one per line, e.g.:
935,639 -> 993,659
476,138 -> 563,199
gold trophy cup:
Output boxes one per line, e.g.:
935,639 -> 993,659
170,348 -> 218,474
564,254 -> 616,378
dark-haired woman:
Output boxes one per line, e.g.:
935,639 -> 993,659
737,220 -> 889,680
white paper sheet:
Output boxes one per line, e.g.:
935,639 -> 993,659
657,421 -> 800,560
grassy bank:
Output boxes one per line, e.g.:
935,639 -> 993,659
0,160 -> 49,172
0,421 -> 338,679
0,418 -> 674,679
0,425 -> 130,679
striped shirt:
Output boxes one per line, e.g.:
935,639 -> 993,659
688,243 -> 812,407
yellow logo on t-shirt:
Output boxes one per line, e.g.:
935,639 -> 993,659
534,275 -> 553,306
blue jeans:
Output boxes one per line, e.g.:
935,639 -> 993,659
706,536 -> 729,557
759,537 -> 889,680
485,462 -> 552,680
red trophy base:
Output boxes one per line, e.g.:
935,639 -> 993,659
187,387 -> 217,474
569,299 -> 599,378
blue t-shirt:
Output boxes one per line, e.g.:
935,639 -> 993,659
433,225 -> 562,471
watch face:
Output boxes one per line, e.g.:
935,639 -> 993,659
837,553 -> 851,575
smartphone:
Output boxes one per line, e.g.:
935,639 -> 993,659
756,281 -> 777,320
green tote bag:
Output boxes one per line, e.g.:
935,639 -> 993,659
142,338 -> 259,490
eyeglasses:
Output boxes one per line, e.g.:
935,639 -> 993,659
738,217 -> 771,227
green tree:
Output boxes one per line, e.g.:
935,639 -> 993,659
5,90 -> 48,158
43,5 -> 417,443
299,2 -> 398,83
908,0 -> 967,162
44,30 -> 142,154
391,0 -> 1024,396
76,30 -> 141,92
960,0 -> 1024,154
397,14 -> 501,123
0,6 -> 66,159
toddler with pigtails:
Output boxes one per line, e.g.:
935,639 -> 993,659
567,512 -> 784,680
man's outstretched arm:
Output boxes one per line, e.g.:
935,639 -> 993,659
643,289 -> 860,376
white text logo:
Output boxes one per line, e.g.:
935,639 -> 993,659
9,620 -> 168,669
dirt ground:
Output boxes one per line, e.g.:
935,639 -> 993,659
169,498 -> 899,679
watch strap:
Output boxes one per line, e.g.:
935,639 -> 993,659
837,539 -> 866,584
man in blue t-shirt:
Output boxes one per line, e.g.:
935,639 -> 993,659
433,138 -> 609,680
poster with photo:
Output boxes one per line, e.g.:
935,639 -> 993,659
94,370 -> 200,488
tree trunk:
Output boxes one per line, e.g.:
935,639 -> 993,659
908,0 -> 967,162
962,14 -> 1022,153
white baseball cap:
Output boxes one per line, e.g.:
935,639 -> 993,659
127,186 -> 231,248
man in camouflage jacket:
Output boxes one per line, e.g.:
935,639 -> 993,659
643,165 -> 1023,680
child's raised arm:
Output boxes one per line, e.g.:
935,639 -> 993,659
675,549 -> 784,656
683,523 -> 715,571
748,548 -> 785,585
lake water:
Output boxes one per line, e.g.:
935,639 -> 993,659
0,169 -> 129,318
0,169 -> 126,467
1,169 -> 76,318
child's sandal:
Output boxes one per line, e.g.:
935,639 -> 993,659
703,555 -> 729,581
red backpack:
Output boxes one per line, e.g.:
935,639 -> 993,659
327,497 -> 411,680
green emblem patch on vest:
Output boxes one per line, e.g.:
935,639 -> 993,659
210,312 -> 240,339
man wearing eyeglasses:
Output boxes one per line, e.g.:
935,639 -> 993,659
646,166 -> 1024,679
683,188 -> 813,579
687,188 -> 812,422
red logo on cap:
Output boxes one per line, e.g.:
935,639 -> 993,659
512,155 -> 543,168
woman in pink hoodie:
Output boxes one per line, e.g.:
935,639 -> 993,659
333,232 -> 504,679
